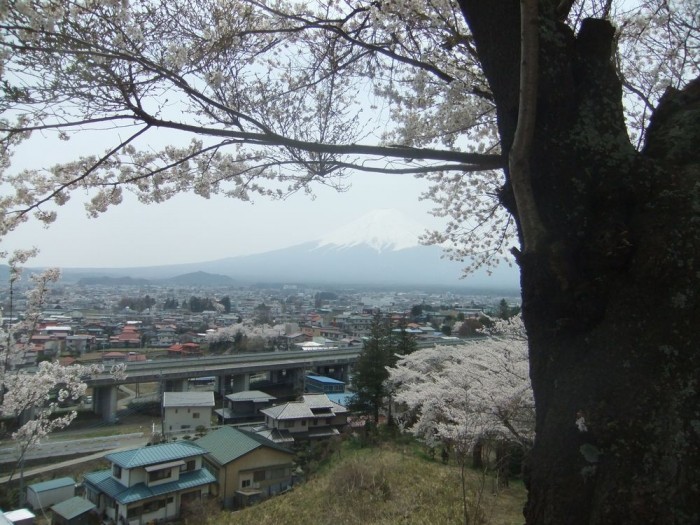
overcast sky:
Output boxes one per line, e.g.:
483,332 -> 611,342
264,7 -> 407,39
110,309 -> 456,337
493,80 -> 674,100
3,166 -> 448,269
0,83 -> 464,270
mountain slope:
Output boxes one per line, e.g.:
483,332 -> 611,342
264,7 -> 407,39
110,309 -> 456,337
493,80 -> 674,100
316,208 -> 425,252
56,209 -> 520,289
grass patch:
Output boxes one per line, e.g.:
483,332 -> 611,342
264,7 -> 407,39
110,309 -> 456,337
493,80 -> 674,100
199,441 -> 525,525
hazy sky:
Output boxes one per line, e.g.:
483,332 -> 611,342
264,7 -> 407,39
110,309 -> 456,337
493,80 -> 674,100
1,81 -> 463,270
3,167 -> 448,269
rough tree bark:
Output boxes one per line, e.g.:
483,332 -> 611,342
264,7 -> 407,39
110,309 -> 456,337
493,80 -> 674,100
459,1 -> 700,523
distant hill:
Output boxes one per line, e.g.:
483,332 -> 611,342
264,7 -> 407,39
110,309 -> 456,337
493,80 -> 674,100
163,271 -> 235,286
51,209 -> 521,291
73,272 -> 234,287
77,276 -> 152,286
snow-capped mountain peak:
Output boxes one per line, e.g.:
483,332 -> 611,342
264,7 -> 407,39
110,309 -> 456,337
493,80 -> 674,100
316,208 -> 426,252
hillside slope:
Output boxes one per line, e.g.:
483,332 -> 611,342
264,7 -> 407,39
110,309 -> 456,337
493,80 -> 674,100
195,443 -> 526,525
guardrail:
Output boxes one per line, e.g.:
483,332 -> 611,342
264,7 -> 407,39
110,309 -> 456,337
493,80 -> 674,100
87,347 -> 363,386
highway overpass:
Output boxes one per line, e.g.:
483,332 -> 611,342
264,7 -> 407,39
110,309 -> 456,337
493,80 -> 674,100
88,347 -> 362,422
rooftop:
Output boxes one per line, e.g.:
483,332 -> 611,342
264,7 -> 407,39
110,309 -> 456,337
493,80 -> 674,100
195,426 -> 292,465
28,477 -> 74,493
163,391 -> 215,408
106,441 -> 205,469
84,468 -> 215,505
225,390 -> 276,403
51,496 -> 96,520
306,375 -> 345,385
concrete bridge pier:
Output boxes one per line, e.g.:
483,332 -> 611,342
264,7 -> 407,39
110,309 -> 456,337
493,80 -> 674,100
288,368 -> 305,395
216,375 -> 230,396
231,374 -> 250,393
269,369 -> 286,385
93,385 -> 118,423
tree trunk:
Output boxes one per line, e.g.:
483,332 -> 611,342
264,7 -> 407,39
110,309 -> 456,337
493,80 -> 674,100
459,2 -> 700,523
472,437 -> 484,470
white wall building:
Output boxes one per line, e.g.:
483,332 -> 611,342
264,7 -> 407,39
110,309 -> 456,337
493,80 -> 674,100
162,391 -> 215,435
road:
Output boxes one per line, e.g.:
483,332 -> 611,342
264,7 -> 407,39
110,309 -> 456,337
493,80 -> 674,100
0,432 -> 148,465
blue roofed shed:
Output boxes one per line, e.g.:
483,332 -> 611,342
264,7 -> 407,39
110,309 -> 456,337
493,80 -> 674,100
51,496 -> 96,525
305,374 -> 345,393
26,477 -> 75,510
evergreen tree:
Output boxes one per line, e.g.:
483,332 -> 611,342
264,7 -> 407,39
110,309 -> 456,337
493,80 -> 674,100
350,314 -> 396,424
392,319 -> 418,356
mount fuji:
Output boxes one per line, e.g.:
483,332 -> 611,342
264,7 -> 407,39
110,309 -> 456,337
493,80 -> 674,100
316,208 -> 425,252
60,209 -> 520,289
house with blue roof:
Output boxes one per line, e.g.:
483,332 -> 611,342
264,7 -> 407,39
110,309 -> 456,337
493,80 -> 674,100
305,374 -> 345,394
83,441 -> 215,524
195,426 -> 295,509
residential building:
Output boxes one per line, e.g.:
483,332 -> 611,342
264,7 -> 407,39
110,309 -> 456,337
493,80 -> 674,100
196,426 -> 295,509
305,374 -> 345,394
109,324 -> 141,348
162,392 -> 215,435
167,343 -> 202,357
215,390 -> 276,424
257,393 -> 349,444
83,441 -> 215,524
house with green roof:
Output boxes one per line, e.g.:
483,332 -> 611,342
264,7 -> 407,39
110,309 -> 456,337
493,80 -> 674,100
195,426 -> 294,509
83,441 -> 215,524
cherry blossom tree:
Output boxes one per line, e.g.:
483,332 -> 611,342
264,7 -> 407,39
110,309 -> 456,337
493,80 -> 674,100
0,251 -> 125,485
388,316 -> 532,523
1,1 -> 699,521
387,315 -> 533,458
205,321 -> 288,343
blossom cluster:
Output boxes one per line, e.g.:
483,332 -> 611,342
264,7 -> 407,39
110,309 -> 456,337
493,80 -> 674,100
387,315 -> 534,451
1,0 -> 696,274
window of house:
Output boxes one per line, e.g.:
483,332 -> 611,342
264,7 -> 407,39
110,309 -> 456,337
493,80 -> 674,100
270,468 -> 287,479
241,479 -> 251,488
167,497 -> 174,504
301,420 -> 307,426
283,421 -> 294,428
112,465 -> 122,478
253,470 -> 266,482
143,500 -> 166,513
127,506 -> 142,519
180,460 -> 196,472
192,412 -> 200,419
149,468 -> 172,483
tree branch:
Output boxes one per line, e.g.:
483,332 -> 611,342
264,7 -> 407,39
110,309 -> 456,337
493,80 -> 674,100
508,0 -> 547,252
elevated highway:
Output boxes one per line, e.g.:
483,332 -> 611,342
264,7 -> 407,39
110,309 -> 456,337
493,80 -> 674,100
87,347 -> 361,386
87,347 -> 362,422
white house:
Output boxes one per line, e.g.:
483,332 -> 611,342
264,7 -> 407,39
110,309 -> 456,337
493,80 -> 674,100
257,393 -> 348,444
162,391 -> 215,435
